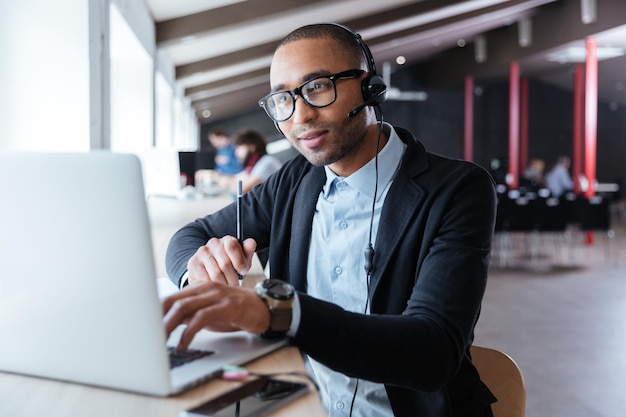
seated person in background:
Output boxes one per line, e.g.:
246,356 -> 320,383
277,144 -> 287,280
519,158 -> 545,193
163,22 -> 496,416
226,129 -> 283,194
545,156 -> 573,197
208,127 -> 242,175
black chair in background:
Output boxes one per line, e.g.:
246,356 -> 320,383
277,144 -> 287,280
534,196 -> 568,264
493,189 -> 574,268
579,196 -> 616,265
493,189 -> 618,269
493,190 -> 541,268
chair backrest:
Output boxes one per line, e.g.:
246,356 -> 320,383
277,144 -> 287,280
471,346 -> 526,417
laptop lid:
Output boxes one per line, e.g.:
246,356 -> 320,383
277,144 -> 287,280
0,151 -> 286,396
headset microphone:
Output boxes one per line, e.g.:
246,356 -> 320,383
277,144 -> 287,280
348,92 -> 382,118
348,74 -> 387,118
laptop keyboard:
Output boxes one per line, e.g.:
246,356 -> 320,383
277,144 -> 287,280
168,346 -> 214,369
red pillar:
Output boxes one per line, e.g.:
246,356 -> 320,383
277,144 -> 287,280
584,37 -> 598,198
508,62 -> 520,189
584,38 -> 598,245
520,77 -> 529,173
464,75 -> 474,162
573,64 -> 584,194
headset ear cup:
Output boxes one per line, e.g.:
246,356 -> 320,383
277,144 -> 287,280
362,74 -> 387,106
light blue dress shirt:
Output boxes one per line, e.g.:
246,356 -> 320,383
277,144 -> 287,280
301,124 -> 406,416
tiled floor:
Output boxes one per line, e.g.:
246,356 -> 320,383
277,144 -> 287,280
474,223 -> 626,417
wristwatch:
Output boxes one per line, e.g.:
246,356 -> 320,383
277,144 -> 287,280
255,279 -> 294,339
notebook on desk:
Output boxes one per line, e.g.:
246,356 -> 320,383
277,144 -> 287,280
0,151 -> 287,396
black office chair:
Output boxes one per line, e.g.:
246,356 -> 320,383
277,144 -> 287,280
534,196 -> 568,265
579,196 -> 616,265
494,191 -> 539,268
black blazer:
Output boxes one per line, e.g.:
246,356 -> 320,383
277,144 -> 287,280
167,126 -> 497,416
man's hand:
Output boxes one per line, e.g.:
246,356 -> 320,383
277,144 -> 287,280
187,236 -> 257,286
162,280 -> 270,350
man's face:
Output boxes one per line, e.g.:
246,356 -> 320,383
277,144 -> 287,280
270,37 -> 370,176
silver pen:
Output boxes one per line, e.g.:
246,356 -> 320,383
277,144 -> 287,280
236,180 -> 243,286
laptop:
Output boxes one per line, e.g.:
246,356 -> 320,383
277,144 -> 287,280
0,151 -> 287,396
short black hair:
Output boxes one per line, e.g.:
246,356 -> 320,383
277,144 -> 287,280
277,23 -> 364,69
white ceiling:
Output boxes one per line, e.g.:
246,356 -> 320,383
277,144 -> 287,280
144,0 -> 626,122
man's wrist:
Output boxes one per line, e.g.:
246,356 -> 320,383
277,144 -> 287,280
255,279 -> 295,338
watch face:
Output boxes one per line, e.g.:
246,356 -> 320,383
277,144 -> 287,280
263,279 -> 294,299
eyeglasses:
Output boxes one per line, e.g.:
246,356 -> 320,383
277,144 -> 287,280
258,69 -> 365,122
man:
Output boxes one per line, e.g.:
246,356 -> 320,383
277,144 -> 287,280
163,23 -> 496,416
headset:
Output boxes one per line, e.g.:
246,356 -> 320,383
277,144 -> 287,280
328,23 -> 388,117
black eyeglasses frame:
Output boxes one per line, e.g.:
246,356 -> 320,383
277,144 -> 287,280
258,69 -> 365,122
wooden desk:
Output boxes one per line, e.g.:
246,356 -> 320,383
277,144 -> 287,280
0,346 -> 325,417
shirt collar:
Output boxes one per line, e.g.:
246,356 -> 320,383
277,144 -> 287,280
322,123 -> 406,200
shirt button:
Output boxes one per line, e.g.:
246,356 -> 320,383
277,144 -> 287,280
334,266 -> 342,275
339,221 -> 348,229
336,401 -> 345,410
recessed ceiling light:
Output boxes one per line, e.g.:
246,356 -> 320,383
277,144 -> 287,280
201,109 -> 211,118
396,55 -> 406,65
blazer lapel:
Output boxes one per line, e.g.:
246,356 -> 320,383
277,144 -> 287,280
368,129 -> 429,295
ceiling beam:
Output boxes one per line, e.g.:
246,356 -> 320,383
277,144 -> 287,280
193,84 -> 268,121
185,68 -> 269,98
339,0 -> 473,33
367,0 -> 552,46
156,0 -> 328,45
176,42 -> 276,79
